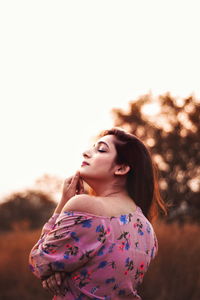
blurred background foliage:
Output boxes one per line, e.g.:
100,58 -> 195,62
0,190 -> 56,231
111,93 -> 200,224
0,93 -> 200,300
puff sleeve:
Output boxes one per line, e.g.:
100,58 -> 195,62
29,211 -> 108,280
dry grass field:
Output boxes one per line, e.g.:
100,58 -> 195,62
0,221 -> 199,300
138,221 -> 200,300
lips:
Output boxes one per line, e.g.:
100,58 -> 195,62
81,161 -> 90,166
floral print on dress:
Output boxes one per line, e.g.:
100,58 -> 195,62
72,268 -> 92,288
135,262 -> 145,281
133,218 -> 144,235
64,244 -> 79,259
119,213 -> 132,225
117,231 -> 131,251
29,206 -> 158,300
124,257 -> 134,275
96,224 -> 109,243
146,221 -> 152,234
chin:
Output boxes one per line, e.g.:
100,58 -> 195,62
79,168 -> 89,178
79,169 -> 95,184
79,171 -> 90,180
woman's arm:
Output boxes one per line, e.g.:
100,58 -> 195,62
36,171 -> 85,241
29,209 -> 101,280
29,171 -> 85,279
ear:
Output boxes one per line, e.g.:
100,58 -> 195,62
114,164 -> 131,176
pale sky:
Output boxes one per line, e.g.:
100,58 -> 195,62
0,0 -> 200,201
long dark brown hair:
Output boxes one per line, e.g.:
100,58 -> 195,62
96,127 -> 169,222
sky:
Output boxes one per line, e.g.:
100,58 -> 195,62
0,0 -> 200,201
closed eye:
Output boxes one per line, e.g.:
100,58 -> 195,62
98,150 -> 106,152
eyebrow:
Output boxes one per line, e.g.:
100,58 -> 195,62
93,141 -> 110,148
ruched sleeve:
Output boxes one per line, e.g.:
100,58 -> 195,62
29,211 -> 109,280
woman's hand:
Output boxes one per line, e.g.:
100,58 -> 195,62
42,272 -> 66,295
61,171 -> 85,204
54,171 -> 85,214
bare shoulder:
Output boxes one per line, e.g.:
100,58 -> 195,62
62,194 -> 103,215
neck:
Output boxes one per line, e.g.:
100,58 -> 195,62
85,178 -> 129,199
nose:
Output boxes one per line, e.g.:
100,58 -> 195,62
82,148 -> 91,159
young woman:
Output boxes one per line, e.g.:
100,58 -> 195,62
29,127 -> 168,299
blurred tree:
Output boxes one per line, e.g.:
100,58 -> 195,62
111,93 -> 200,223
0,190 -> 56,231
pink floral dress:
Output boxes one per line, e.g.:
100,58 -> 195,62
29,205 -> 158,299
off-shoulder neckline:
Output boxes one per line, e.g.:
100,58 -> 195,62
60,205 -> 142,219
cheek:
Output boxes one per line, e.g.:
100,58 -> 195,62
94,156 -> 115,170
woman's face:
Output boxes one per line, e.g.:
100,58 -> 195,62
79,134 -> 118,181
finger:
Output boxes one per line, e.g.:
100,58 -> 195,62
78,179 -> 85,194
77,178 -> 85,194
46,277 -> 54,294
55,272 -> 62,286
51,275 -> 61,294
47,276 -> 57,294
79,177 -> 83,186
64,176 -> 73,186
70,171 -> 80,188
76,179 -> 82,194
61,272 -> 66,280
43,278 -> 54,294
42,280 -> 48,290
